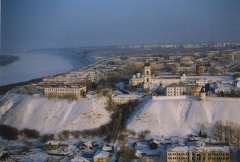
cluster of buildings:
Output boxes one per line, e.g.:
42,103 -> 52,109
167,146 -> 230,162
43,140 -> 113,162
129,58 -> 240,99
130,136 -> 231,162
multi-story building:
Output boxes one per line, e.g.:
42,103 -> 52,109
166,84 -> 186,96
44,86 -> 86,98
112,94 -> 139,104
166,84 -> 201,96
167,146 -> 230,162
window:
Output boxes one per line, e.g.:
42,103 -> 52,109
146,71 -> 149,74
147,78 -> 149,82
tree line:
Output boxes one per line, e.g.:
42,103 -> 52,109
212,120 -> 240,146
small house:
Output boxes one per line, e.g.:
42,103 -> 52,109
102,146 -> 113,153
80,141 -> 93,150
93,151 -> 110,162
71,156 -> 89,162
43,141 -> 60,151
149,140 -> 160,149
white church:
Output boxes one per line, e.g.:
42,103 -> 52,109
129,58 -> 186,89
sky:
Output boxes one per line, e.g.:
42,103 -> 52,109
1,0 -> 240,51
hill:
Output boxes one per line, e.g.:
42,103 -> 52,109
127,97 -> 240,137
0,93 -> 110,134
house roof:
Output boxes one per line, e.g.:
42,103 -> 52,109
168,146 -> 230,153
102,146 -> 113,151
94,151 -> 110,158
71,156 -> 89,162
45,140 -> 60,145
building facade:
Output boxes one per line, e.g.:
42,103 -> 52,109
167,146 -> 230,162
93,151 -> 110,162
44,86 -> 86,98
112,94 -> 139,104
166,84 -> 201,96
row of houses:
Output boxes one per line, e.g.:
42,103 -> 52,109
43,140 -> 113,162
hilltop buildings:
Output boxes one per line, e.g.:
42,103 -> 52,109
130,59 -> 186,89
44,86 -> 86,98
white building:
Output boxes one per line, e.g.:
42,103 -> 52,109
129,59 -> 186,89
196,79 -> 209,86
166,85 -> 186,96
235,81 -> 240,88
166,84 -> 202,97
129,73 -> 144,86
167,146 -> 230,162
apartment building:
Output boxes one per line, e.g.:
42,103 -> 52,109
167,146 -> 230,162
44,86 -> 86,98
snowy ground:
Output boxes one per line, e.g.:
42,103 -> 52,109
0,93 -> 111,134
127,97 -> 240,137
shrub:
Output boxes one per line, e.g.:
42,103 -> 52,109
41,134 -> 55,143
22,128 -> 40,139
0,124 -> 19,140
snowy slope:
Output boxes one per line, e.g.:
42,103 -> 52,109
0,93 -> 110,134
127,97 -> 240,137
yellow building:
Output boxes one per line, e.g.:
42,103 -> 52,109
112,94 -> 139,104
44,86 -> 86,98
167,146 -> 230,162
93,151 -> 110,162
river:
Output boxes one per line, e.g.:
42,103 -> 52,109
0,51 -> 93,86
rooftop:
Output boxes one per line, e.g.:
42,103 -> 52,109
168,146 -> 230,153
93,151 -> 110,158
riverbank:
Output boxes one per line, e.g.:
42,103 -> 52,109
0,55 -> 20,66
0,51 -> 95,86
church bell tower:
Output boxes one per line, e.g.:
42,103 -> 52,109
143,58 -> 152,89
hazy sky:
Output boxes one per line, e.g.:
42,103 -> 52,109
1,0 -> 240,51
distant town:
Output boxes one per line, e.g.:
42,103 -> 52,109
1,42 -> 240,161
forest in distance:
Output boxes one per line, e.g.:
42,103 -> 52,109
0,55 -> 20,66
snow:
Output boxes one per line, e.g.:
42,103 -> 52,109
0,93 -> 111,134
127,97 -> 240,137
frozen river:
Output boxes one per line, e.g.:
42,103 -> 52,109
0,52 -> 92,86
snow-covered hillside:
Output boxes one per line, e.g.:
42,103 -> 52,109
0,93 -> 110,134
127,97 -> 240,137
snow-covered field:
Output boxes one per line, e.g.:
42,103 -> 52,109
0,51 -> 94,86
127,97 -> 240,137
0,93 -> 110,134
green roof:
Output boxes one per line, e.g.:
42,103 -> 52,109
144,63 -> 150,66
